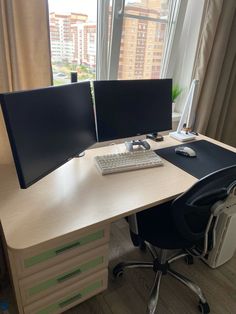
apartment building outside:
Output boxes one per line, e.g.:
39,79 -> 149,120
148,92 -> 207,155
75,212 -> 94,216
118,0 -> 167,79
49,0 -> 167,82
49,12 -> 91,64
82,24 -> 96,68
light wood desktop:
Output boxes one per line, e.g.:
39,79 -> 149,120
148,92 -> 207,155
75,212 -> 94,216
0,135 -> 235,313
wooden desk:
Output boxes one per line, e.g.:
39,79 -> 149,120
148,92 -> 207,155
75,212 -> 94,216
0,135 -> 234,313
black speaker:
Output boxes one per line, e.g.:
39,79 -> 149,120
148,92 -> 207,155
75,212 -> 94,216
71,71 -> 78,83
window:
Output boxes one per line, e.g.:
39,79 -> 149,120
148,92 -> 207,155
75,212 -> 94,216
117,0 -> 169,80
99,0 -> 188,81
48,0 -> 204,107
48,0 -> 97,85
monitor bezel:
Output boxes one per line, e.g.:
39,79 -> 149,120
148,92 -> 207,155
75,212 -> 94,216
93,79 -> 172,142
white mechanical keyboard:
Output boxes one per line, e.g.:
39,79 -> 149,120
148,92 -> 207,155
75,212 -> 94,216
94,150 -> 163,175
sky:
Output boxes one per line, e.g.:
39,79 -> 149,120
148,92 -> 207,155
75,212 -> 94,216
48,0 -> 97,21
48,0 -> 139,10
48,0 -> 141,21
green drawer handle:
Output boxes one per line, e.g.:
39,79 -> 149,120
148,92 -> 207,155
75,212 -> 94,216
59,293 -> 82,308
36,280 -> 102,314
55,241 -> 80,255
28,256 -> 104,296
57,268 -> 81,283
24,229 -> 104,268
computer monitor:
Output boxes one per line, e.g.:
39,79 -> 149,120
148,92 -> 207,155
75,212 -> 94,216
0,82 -> 97,189
93,79 -> 172,144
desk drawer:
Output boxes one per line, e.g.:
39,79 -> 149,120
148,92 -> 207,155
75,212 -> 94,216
24,269 -> 108,314
19,244 -> 109,305
13,225 -> 110,277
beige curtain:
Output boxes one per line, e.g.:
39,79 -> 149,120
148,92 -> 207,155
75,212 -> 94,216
193,0 -> 236,147
0,0 -> 52,164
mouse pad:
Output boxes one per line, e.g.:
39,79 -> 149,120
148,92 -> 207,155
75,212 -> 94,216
155,140 -> 236,179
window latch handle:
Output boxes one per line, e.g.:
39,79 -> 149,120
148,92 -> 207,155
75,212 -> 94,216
117,0 -> 125,16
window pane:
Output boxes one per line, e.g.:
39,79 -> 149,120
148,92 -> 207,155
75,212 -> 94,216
48,0 -> 97,85
124,0 -> 168,17
118,0 -> 169,80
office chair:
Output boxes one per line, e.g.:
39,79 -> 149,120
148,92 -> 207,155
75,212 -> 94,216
113,165 -> 236,314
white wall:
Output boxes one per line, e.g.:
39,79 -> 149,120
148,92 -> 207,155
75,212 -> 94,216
172,0 -> 205,112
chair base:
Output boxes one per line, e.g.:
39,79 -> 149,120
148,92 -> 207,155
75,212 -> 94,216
113,245 -> 210,314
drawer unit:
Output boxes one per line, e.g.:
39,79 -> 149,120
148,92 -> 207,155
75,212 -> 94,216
19,244 -> 109,305
24,269 -> 108,314
13,225 -> 110,277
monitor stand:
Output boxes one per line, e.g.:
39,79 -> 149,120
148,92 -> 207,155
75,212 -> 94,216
125,140 -> 150,152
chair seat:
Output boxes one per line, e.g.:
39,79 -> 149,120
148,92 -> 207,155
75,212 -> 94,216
136,201 -> 194,249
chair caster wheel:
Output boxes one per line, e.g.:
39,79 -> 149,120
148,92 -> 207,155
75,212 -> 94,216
198,301 -> 210,313
113,263 -> 124,278
185,254 -> 194,265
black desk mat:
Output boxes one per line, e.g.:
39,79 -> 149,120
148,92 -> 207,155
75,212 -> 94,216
155,140 -> 236,179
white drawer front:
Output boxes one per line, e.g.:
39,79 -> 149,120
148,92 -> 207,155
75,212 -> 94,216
24,269 -> 108,314
19,244 -> 109,305
13,224 -> 110,277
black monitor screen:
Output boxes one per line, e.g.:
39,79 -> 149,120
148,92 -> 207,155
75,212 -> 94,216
94,79 -> 172,142
0,82 -> 96,188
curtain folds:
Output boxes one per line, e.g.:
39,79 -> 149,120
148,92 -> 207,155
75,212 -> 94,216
193,0 -> 236,147
0,0 -> 52,164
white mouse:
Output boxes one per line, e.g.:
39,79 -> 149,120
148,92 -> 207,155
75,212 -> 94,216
175,146 -> 197,157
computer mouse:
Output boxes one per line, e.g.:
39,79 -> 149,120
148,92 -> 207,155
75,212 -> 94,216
175,146 -> 197,157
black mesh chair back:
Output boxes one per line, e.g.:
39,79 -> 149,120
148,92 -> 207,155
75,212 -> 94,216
171,165 -> 236,244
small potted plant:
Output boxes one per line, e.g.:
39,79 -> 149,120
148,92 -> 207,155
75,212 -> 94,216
172,84 -> 182,112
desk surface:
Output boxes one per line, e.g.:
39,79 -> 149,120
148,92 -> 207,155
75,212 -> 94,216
0,135 -> 235,251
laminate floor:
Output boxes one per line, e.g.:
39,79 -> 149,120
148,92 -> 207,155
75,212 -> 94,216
1,219 -> 236,313
68,219 -> 236,314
